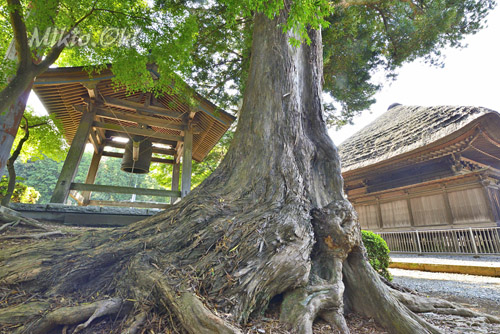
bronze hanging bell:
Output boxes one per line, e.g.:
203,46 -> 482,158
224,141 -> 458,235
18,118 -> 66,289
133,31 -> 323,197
121,135 -> 153,174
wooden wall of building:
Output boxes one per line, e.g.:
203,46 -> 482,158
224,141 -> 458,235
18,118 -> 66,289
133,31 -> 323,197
352,174 -> 499,231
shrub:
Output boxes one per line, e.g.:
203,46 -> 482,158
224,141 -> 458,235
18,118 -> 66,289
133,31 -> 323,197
0,176 -> 40,204
362,230 -> 392,281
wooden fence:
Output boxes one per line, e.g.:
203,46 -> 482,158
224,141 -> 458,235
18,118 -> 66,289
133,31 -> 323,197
378,227 -> 500,255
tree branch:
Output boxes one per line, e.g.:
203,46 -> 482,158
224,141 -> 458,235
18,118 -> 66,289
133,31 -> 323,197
6,0 -> 31,67
93,8 -> 152,22
35,5 -> 97,74
338,0 -> 423,12
27,121 -> 49,129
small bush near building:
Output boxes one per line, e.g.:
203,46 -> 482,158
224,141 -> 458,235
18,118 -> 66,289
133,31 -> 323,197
362,230 -> 392,281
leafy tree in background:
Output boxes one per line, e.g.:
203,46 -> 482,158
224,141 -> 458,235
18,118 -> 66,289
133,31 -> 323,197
14,157 -> 63,203
0,1 -> 497,333
0,107 -> 65,205
150,130 -> 233,190
15,152 -> 172,204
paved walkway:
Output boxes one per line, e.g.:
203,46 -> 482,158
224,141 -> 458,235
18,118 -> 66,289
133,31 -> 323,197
389,253 -> 500,277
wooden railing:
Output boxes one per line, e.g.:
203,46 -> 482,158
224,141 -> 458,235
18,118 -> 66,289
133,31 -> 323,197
69,183 -> 181,209
378,227 -> 500,255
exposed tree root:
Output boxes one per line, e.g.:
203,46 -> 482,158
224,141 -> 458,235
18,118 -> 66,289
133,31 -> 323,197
391,288 -> 500,324
121,311 -> 147,334
0,206 -> 46,229
0,230 -> 66,240
128,257 -> 242,334
343,249 -> 442,334
19,297 -> 127,334
0,219 -> 19,232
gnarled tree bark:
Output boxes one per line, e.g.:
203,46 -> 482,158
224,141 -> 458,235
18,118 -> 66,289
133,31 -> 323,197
0,4 -> 491,334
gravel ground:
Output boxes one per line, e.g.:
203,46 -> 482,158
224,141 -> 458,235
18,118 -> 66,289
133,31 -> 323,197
390,268 -> 500,313
390,268 -> 500,333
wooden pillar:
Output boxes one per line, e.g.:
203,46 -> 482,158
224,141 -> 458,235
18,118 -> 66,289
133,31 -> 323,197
376,197 -> 383,230
481,181 -> 498,224
181,127 -> 193,198
51,105 -> 96,203
171,153 -> 181,204
442,185 -> 454,226
406,191 -> 415,228
81,150 -> 103,205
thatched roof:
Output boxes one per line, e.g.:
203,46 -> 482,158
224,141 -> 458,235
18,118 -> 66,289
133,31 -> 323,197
33,66 -> 235,162
338,105 -> 500,172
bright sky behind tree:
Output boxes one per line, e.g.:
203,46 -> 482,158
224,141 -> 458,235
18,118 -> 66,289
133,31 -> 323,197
330,4 -> 500,145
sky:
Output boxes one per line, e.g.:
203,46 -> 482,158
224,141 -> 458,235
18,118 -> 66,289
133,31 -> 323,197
329,5 -> 500,145
28,5 -> 500,146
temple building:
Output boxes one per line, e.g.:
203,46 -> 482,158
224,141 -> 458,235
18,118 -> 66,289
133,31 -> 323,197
339,105 -> 500,232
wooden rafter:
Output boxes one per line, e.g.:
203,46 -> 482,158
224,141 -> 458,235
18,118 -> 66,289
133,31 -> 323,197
94,107 -> 201,133
103,139 -> 176,156
101,151 -> 175,164
92,120 -> 184,143
101,96 -> 183,119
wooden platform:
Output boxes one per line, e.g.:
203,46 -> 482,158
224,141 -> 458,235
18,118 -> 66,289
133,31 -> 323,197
9,203 -> 160,227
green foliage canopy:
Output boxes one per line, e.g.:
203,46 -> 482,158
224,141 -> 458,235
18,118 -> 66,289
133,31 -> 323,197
157,0 -> 496,124
0,175 -> 40,203
2,0 -> 494,126
10,107 -> 67,163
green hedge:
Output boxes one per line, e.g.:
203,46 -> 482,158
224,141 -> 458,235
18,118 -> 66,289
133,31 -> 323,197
362,230 -> 392,281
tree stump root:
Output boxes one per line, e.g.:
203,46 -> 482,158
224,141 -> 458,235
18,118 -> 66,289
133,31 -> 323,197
13,297 -> 128,334
391,289 -> 500,324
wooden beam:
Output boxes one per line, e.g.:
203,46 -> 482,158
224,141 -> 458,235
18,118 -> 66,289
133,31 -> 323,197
441,187 -> 455,226
171,153 -> 180,204
51,105 -> 97,203
93,121 -> 184,142
82,151 -> 103,205
70,183 -> 181,198
88,130 -> 101,153
83,81 -> 99,99
103,139 -> 176,156
181,127 -> 193,197
34,69 -> 114,85
96,108 -> 191,132
101,151 -> 175,164
102,96 -> 182,119
69,190 -> 85,206
88,200 -> 170,209
104,130 -> 177,147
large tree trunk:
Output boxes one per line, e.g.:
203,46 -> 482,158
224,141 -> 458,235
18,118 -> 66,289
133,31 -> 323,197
0,6 -> 466,334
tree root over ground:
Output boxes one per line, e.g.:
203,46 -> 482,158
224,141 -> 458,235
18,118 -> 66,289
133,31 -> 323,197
1,202 -> 499,334
0,205 -> 49,232
0,230 -> 66,240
